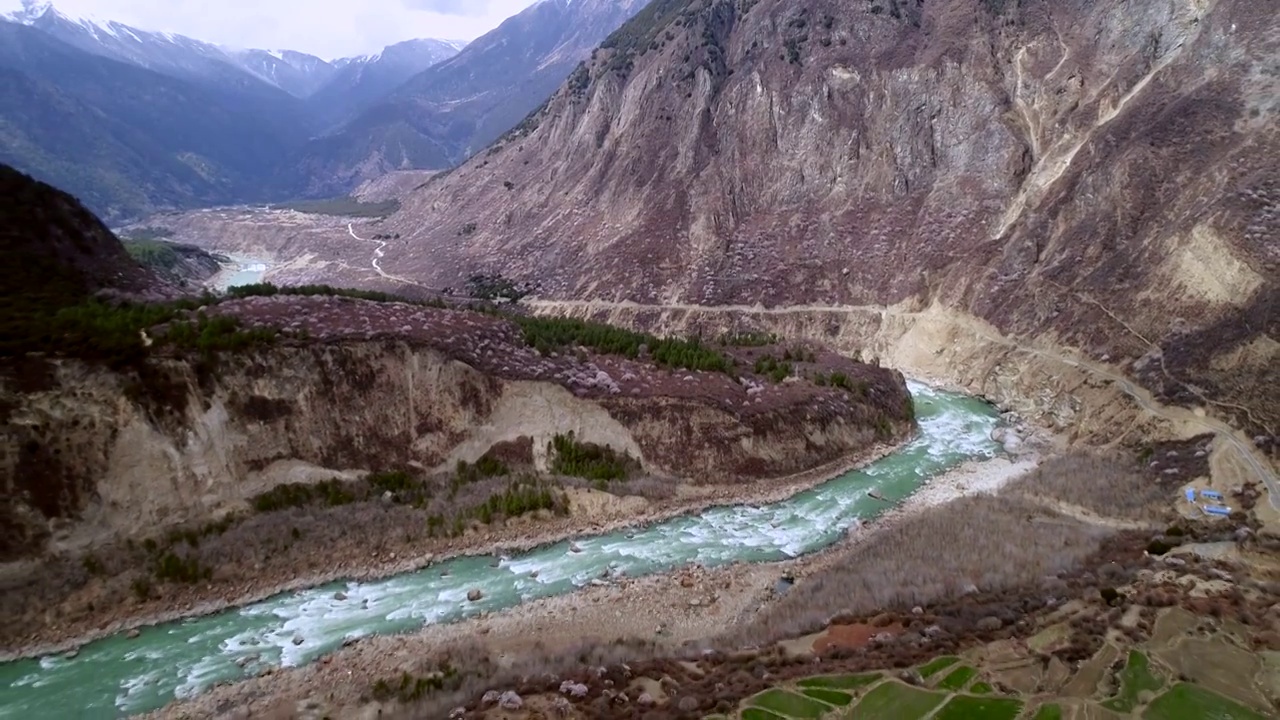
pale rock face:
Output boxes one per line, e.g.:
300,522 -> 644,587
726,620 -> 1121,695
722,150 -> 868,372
2,336 -> 910,559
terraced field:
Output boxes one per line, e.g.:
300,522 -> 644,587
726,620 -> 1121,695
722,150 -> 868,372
706,607 -> 1275,720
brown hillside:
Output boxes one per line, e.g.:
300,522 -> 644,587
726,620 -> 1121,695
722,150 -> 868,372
380,0 -> 1278,436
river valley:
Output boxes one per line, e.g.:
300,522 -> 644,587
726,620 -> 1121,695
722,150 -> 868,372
0,382 -> 1002,718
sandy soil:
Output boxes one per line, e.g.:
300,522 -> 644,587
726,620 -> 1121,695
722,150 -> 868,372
143,453 -> 1042,719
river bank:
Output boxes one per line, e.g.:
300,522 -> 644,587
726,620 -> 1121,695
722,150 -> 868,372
0,383 -> 1006,719
142,452 -> 1042,720
1,439 -> 909,663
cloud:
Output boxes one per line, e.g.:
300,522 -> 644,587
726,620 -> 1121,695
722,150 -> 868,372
402,0 -> 492,16
0,0 -> 537,59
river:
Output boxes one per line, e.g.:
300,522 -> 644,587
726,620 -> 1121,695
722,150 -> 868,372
0,382 -> 1001,718
210,255 -> 271,291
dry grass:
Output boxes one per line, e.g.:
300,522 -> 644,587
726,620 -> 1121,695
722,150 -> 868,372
559,474 -> 679,501
1005,452 -> 1174,521
723,495 -> 1112,648
379,637 -> 667,719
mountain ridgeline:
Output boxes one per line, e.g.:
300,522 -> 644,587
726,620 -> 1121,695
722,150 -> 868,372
280,0 -> 650,196
0,1 -> 644,220
379,0 -> 1278,439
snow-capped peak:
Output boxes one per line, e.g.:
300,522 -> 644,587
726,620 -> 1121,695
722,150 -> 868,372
5,0 -> 52,24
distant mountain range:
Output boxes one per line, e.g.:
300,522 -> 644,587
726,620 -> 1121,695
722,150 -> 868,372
3,0 -> 634,220
0,0 -> 644,222
3,1 -> 466,101
284,0 -> 650,196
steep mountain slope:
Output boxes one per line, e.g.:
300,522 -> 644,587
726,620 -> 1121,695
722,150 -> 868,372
380,0 -> 1278,439
283,0 -> 648,196
0,21 -> 310,221
305,38 -> 467,131
227,48 -> 338,98
0,163 -> 160,305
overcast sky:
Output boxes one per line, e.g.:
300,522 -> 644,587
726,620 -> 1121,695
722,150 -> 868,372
1,0 -> 540,59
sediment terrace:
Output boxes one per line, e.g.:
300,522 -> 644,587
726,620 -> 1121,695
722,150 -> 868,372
525,297 -> 1279,519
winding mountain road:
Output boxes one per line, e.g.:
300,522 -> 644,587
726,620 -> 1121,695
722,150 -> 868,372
347,223 -> 429,289
527,298 -> 1278,510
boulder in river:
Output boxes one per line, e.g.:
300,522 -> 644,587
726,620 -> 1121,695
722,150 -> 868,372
292,634 -> 304,646
1002,432 -> 1024,454
127,629 -> 141,639
467,589 -> 483,602
333,591 -> 347,601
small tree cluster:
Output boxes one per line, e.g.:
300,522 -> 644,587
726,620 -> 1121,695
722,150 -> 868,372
516,316 -> 732,373
753,354 -> 793,383
465,273 -> 533,303
826,371 -> 869,396
472,479 -> 564,525
153,550 -> 211,583
372,664 -> 462,703
250,479 -> 356,512
161,312 -> 277,358
781,347 -> 817,363
550,432 -> 636,482
449,458 -> 509,499
226,282 -> 449,309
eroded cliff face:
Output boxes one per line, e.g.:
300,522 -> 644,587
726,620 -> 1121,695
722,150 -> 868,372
380,0 -> 1277,441
1,295 -> 912,561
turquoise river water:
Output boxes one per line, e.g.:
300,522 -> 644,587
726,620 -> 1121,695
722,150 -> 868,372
0,382 -> 1001,718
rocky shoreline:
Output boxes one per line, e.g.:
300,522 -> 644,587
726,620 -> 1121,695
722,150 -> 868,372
142,452 -> 1042,720
2,438 -> 908,663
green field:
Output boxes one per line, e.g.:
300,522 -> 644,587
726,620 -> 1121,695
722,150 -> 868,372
800,688 -> 854,706
797,673 -> 882,690
931,695 -> 1024,720
848,682 -> 947,719
918,656 -> 961,678
748,689 -> 832,718
1101,651 -> 1164,713
937,666 -> 980,691
715,608 -> 1272,720
1142,683 -> 1268,720
1030,704 -> 1063,720
741,708 -> 787,720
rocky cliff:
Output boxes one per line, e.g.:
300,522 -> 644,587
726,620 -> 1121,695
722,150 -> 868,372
1,289 -> 913,561
378,0 -> 1277,445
